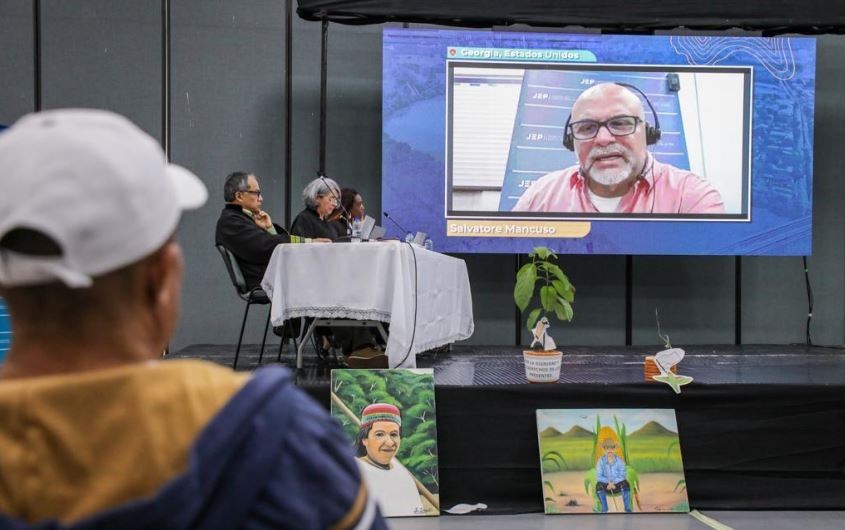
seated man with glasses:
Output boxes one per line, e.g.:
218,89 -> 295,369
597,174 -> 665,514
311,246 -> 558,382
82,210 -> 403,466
512,82 -> 724,214
216,171 -> 329,291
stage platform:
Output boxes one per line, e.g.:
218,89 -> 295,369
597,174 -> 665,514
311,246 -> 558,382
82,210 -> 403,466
171,344 -> 845,513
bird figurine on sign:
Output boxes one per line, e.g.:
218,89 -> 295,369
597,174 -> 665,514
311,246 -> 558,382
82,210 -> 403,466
530,317 -> 556,351
650,309 -> 693,394
651,348 -> 693,394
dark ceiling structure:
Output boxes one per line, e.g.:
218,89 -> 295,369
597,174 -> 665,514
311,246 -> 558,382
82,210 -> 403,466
296,1 -> 845,35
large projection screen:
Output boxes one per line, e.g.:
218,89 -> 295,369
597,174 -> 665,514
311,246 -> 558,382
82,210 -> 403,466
382,29 -> 816,255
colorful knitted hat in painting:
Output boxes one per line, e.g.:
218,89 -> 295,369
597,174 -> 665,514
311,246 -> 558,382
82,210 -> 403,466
360,403 -> 401,427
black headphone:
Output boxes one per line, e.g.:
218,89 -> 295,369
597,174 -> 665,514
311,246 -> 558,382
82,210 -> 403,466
562,82 -> 662,151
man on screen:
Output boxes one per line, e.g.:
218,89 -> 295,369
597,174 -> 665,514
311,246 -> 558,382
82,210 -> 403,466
512,82 -> 725,215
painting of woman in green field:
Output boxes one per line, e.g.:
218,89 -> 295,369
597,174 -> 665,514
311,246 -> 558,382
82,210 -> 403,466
536,409 -> 689,514
331,368 -> 440,518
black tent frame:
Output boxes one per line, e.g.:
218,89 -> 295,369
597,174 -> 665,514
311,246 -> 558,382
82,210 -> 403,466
296,0 -> 832,346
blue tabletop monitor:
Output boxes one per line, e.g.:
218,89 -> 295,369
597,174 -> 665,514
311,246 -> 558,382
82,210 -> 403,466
382,29 -> 816,255
0,298 -> 9,363
1,127 -> 11,361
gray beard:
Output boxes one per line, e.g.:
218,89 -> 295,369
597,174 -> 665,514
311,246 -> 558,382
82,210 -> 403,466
587,166 -> 634,186
583,147 -> 640,186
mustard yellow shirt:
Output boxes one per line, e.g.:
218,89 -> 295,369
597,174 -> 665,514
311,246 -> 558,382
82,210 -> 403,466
0,359 -> 248,523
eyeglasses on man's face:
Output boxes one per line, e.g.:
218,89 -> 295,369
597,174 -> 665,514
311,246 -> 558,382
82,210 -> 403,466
241,189 -> 262,198
569,115 -> 642,140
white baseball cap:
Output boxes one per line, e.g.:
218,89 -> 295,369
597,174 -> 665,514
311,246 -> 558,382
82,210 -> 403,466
0,108 -> 207,288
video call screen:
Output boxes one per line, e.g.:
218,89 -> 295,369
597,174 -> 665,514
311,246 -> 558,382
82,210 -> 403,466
382,29 -> 816,255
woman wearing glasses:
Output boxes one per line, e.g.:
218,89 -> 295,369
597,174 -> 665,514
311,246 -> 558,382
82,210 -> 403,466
291,176 -> 344,241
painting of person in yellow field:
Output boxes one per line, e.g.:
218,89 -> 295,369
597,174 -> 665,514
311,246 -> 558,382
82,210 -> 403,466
536,409 -> 688,514
595,436 -> 633,512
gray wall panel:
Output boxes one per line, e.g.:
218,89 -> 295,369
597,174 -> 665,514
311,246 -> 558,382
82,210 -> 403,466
170,0 -> 286,350
0,0 -> 34,124
742,256 -> 808,343
40,0 -> 161,141
462,254 -> 517,345
742,35 -> 845,346
632,256 -> 735,345
560,255 -> 627,345
805,35 -> 845,345
325,22 -> 384,218
289,13 -> 322,218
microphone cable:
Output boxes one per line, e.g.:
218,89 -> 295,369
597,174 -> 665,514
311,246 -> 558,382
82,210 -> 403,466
803,256 -> 813,346
395,239 -> 419,368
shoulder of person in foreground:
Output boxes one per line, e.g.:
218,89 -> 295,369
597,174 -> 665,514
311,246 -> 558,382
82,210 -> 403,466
0,366 -> 386,530
245,368 -> 385,529
0,360 -> 247,527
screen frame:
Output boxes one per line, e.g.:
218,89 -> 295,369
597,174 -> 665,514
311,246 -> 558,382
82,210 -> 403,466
444,61 -> 754,222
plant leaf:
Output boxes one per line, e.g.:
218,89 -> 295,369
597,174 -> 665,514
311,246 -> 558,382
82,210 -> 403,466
539,261 -> 568,282
533,246 -> 550,260
514,263 -> 537,312
553,301 -> 568,322
540,286 -> 556,312
552,279 -> 574,301
541,456 -> 560,472
526,308 -> 542,331
667,440 -> 679,456
517,262 -> 537,281
544,450 -> 568,468
555,299 -> 574,321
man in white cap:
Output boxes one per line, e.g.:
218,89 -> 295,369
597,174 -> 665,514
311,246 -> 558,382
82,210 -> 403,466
0,109 -> 385,530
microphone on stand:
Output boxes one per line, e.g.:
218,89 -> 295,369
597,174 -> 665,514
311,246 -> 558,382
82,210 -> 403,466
383,211 -> 411,238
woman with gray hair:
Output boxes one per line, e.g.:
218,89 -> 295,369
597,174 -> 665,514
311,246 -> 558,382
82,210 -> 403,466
291,176 -> 343,240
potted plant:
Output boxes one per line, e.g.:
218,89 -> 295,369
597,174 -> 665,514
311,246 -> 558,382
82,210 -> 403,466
514,246 -> 575,382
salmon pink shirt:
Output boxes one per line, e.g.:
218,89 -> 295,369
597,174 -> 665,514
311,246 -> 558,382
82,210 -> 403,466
512,156 -> 725,215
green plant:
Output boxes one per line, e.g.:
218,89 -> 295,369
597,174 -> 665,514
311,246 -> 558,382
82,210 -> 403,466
542,451 -> 569,471
513,246 -> 575,339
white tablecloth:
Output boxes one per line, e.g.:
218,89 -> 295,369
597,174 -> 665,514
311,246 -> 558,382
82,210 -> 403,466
261,242 -> 474,368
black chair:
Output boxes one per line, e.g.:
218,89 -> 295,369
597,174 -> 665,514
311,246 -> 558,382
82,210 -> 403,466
216,245 -> 296,369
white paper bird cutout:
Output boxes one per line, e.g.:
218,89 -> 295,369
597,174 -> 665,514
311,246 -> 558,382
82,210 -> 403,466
652,347 -> 693,394
530,317 -> 556,351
